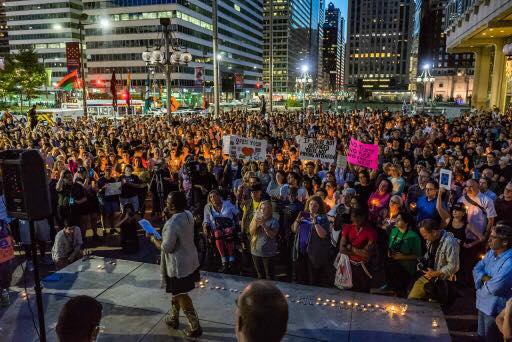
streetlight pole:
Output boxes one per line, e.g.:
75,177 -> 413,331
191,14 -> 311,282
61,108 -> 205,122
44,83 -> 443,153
40,57 -> 49,103
212,0 -> 220,118
142,19 -> 191,121
162,18 -> 172,123
269,0 -> 273,115
79,14 -> 88,118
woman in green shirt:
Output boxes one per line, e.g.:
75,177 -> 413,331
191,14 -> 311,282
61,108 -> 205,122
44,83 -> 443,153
384,211 -> 422,297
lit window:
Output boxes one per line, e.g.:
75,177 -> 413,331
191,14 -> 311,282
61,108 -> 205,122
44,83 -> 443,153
234,4 -> 241,11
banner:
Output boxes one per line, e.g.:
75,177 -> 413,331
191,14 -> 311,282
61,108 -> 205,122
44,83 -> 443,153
195,67 -> 203,87
222,135 -> 267,161
297,137 -> 336,164
346,138 -> 379,170
45,68 -> 52,87
234,73 -> 244,89
66,42 -> 80,73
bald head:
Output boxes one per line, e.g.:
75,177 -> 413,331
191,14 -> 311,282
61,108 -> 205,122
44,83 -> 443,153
466,179 -> 480,196
236,281 -> 288,342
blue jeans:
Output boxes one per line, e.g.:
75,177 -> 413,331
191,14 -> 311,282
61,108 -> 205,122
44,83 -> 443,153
478,310 -> 502,342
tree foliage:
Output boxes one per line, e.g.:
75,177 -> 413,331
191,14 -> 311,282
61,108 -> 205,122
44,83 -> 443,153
0,48 -> 46,102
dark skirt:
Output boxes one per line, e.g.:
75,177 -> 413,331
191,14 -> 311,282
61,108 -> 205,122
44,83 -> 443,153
165,268 -> 200,295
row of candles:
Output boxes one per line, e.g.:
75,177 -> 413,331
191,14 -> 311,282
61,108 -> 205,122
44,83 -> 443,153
198,278 -> 441,328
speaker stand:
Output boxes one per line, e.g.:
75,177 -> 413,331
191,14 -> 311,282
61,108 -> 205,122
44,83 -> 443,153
29,220 -> 46,342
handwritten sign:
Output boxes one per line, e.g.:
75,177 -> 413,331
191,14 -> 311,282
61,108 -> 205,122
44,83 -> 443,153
222,135 -> 267,161
346,138 -> 379,170
105,182 -> 122,196
336,155 -> 348,169
298,137 -> 336,164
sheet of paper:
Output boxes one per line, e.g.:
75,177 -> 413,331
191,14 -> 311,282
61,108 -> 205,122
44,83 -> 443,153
138,219 -> 162,240
105,182 -> 122,196
439,169 -> 453,191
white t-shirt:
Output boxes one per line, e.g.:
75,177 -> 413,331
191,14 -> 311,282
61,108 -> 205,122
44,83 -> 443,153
458,192 -> 497,236
279,184 -> 307,202
203,200 -> 239,229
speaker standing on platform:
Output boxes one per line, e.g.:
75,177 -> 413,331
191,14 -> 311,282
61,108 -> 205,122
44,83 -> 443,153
148,191 -> 202,338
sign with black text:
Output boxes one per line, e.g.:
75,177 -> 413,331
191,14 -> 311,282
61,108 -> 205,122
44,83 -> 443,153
298,137 -> 336,164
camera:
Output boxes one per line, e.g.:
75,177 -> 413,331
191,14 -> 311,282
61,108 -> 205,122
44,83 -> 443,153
417,257 -> 429,272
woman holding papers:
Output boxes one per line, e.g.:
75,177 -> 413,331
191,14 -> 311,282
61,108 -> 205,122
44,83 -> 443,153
148,191 -> 202,338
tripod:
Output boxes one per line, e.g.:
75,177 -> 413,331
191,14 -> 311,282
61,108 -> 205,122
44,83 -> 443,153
149,171 -> 165,214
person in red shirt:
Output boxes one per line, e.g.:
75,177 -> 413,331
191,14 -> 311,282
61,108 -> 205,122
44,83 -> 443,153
340,207 -> 378,292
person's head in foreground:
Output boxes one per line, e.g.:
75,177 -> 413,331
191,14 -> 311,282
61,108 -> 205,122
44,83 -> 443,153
56,296 -> 103,342
235,280 -> 288,342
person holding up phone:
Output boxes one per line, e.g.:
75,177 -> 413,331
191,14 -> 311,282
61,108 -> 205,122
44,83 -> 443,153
291,196 -> 329,286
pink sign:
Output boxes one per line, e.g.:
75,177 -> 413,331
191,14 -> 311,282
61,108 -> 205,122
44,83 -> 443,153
347,138 -> 379,170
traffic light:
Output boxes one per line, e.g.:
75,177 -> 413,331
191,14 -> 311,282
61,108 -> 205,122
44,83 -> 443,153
256,81 -> 260,89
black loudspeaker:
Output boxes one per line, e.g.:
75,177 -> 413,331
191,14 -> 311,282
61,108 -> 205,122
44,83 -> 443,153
0,149 -> 51,220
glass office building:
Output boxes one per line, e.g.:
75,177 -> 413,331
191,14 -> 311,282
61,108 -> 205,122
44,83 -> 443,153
263,0 -> 310,94
4,0 -> 83,81
83,0 -> 263,99
347,0 -> 414,98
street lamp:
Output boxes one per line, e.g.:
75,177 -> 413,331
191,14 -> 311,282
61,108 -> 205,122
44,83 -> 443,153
79,13 -> 88,117
301,64 -> 310,110
416,64 -> 435,112
141,18 -> 192,123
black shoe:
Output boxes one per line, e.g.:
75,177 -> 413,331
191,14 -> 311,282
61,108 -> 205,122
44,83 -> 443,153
218,263 -> 227,273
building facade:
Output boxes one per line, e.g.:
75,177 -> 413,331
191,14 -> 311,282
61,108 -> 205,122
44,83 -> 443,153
263,0 -> 310,94
84,0 -> 263,103
309,0 -> 326,92
0,0 -> 9,60
323,2 -> 344,92
4,0 -> 82,81
445,0 -> 512,111
347,0 -> 414,100
415,0 -> 474,104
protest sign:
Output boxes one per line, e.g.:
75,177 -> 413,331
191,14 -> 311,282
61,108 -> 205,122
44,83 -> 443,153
222,135 -> 267,161
346,138 -> 379,170
297,137 -> 336,164
105,182 -> 122,196
336,155 -> 348,169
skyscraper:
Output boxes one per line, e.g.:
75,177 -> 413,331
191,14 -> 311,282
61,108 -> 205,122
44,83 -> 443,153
0,0 -> 8,59
323,2 -> 345,92
309,0 -> 326,91
84,0 -> 263,102
264,0 -> 311,94
4,0 -> 83,82
347,0 -> 414,100
415,0 -> 474,103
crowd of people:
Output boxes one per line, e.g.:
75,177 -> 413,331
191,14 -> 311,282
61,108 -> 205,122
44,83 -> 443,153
0,106 -> 512,340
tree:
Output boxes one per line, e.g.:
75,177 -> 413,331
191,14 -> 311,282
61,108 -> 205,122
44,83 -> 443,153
2,48 -> 46,108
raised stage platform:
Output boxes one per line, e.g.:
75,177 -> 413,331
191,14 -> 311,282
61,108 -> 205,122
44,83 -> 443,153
0,257 -> 450,341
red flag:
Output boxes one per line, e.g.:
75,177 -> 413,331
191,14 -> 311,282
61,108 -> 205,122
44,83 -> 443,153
110,71 -> 117,108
